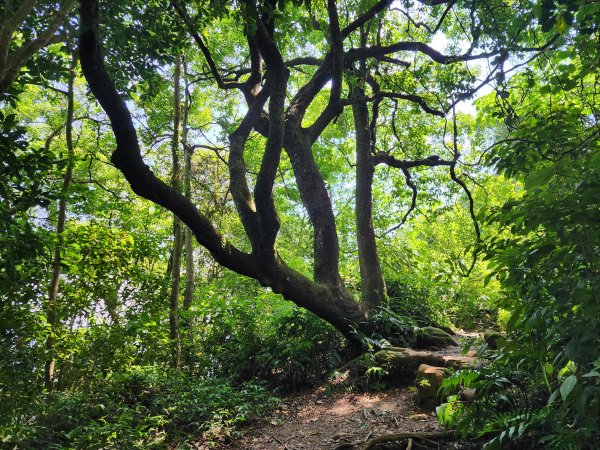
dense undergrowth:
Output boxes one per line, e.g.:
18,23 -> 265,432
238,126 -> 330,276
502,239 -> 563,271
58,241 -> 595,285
435,27 -> 600,449
2,367 -> 277,449
1,270 -> 495,449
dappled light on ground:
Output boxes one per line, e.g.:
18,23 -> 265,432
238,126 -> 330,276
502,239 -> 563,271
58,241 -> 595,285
221,387 -> 439,450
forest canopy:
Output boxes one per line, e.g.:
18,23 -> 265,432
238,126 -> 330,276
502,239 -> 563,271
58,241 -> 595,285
0,0 -> 598,448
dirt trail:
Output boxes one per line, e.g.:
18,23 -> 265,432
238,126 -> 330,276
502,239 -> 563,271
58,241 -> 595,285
226,385 -> 439,450
212,332 -> 477,450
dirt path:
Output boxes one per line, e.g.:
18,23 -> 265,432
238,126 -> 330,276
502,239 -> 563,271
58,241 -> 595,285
226,385 -> 440,450
208,332 -> 477,450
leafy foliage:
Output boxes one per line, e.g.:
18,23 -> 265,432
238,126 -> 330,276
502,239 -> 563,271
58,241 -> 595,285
438,6 -> 600,445
191,277 -> 345,389
1,367 -> 277,449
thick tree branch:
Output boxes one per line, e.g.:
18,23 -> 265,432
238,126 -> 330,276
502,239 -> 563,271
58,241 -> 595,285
291,35 -> 492,131
346,41 -> 499,65
341,0 -> 393,39
373,153 -> 454,168
242,33 -> 263,101
253,6 -> 288,262
283,130 -> 343,286
228,87 -> 270,247
328,0 -> 343,104
79,0 -> 261,280
281,32 -> 346,285
286,57 -> 332,125
306,0 -> 345,142
0,0 -> 36,75
352,84 -> 386,311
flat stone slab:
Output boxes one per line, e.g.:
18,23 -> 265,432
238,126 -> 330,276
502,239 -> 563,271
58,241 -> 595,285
442,355 -> 479,369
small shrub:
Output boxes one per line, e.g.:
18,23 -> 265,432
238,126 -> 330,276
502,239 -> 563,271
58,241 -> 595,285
257,308 -> 345,389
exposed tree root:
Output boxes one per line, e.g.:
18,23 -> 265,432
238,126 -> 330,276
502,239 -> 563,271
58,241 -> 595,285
358,431 -> 455,450
332,431 -> 455,450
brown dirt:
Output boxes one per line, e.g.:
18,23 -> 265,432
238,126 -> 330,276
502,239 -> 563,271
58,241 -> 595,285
224,386 -> 440,450
199,331 -> 478,450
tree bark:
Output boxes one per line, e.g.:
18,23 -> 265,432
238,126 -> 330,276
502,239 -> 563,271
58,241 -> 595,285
181,62 -> 195,364
45,53 -> 76,391
168,54 -> 182,369
78,0 -> 556,345
283,132 -> 343,286
352,85 -> 386,312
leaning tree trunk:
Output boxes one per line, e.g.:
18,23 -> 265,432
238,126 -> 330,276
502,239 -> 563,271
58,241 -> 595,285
45,53 -> 76,391
79,0 -> 373,344
79,0 -> 541,344
168,54 -> 183,369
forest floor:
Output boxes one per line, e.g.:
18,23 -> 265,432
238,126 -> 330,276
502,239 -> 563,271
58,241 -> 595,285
204,332 -> 477,450
223,384 -> 440,450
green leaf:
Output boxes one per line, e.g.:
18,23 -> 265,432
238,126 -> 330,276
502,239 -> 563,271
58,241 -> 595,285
582,371 -> 600,378
559,375 -> 577,401
506,305 -> 523,332
524,168 -> 553,190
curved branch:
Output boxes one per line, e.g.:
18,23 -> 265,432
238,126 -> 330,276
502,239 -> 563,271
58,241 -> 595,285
0,0 -> 76,94
347,34 -> 558,67
372,91 -> 446,117
305,0 -> 345,141
252,5 -> 288,261
170,0 -> 243,90
228,82 -> 271,246
0,0 -> 37,77
346,41 -> 496,65
341,0 -> 393,39
373,153 -> 454,168
450,163 -> 480,241
79,0 -> 261,280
